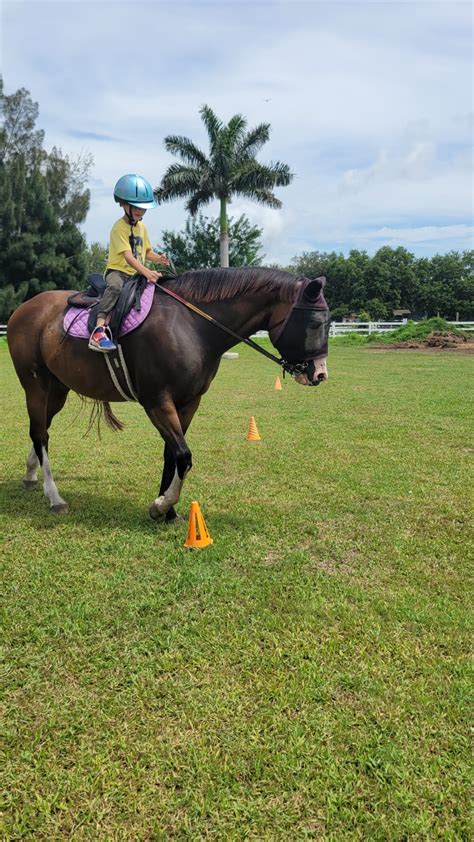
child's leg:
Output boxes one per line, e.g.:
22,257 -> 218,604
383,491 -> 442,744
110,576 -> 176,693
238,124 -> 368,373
96,270 -> 127,322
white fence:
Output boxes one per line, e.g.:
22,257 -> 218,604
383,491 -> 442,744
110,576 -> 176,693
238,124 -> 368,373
1,321 -> 474,338
252,321 -> 474,339
329,320 -> 474,336
330,321 -> 403,336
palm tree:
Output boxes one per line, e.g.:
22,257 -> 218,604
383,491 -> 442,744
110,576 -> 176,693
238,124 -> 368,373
155,105 -> 293,267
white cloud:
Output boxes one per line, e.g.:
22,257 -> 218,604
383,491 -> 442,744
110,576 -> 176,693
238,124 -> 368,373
366,224 -> 473,244
2,0 -> 473,260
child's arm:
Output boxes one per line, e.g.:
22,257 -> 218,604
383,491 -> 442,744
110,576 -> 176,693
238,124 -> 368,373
122,250 -> 162,283
146,249 -> 169,265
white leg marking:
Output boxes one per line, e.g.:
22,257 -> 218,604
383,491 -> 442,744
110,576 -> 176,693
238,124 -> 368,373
24,447 -> 39,483
153,468 -> 186,515
41,447 -> 68,510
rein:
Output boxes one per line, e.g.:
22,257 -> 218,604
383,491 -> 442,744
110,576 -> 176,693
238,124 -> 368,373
155,282 -> 308,376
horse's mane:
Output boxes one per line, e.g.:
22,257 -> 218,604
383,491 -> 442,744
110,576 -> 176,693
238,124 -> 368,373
166,267 -> 301,304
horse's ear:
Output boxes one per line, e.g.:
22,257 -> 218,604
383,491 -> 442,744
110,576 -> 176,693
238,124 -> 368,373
303,276 -> 326,301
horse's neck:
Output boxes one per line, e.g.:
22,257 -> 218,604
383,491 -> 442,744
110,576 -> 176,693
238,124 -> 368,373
206,293 -> 276,339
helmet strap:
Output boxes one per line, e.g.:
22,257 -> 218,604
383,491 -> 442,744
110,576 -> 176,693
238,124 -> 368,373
123,203 -> 137,226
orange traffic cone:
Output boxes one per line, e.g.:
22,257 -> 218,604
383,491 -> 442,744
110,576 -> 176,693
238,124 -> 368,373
246,416 -> 261,441
184,501 -> 213,549
274,375 -> 283,391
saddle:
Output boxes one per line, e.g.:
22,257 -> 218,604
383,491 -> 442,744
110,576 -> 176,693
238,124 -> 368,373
67,273 -> 149,338
67,272 -> 106,308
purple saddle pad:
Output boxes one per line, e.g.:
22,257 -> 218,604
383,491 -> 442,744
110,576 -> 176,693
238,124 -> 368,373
64,281 -> 155,339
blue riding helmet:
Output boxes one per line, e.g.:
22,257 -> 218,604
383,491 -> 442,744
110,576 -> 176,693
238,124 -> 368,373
113,174 -> 157,209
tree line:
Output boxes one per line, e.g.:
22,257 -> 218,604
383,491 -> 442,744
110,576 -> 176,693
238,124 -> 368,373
1,80 -> 472,322
288,246 -> 473,321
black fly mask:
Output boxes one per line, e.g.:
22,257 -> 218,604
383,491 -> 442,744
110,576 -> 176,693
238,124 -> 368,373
271,276 -> 331,364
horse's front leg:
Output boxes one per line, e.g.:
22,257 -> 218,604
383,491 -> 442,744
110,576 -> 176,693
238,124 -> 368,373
145,397 -> 200,523
154,443 -> 183,523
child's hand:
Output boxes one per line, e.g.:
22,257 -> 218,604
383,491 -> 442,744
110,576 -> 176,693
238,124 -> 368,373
157,254 -> 169,266
146,270 -> 162,283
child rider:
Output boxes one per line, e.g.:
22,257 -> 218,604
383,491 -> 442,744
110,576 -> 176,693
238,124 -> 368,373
89,173 -> 168,352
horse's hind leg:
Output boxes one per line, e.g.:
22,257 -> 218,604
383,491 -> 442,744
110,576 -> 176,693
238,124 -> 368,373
23,446 -> 40,488
24,375 -> 70,513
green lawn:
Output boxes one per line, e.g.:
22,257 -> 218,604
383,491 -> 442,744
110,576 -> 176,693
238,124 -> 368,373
1,340 -> 472,840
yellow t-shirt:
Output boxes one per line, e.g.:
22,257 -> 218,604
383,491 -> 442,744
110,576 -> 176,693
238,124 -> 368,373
106,217 -> 152,274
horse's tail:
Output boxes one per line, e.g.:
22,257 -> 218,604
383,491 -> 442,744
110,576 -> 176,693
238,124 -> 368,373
103,401 -> 125,432
84,400 -> 125,435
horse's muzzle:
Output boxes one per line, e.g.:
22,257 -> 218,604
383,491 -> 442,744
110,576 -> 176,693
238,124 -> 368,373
294,355 -> 328,387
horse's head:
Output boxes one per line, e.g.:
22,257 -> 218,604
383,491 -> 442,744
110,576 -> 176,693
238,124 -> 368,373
269,276 -> 331,386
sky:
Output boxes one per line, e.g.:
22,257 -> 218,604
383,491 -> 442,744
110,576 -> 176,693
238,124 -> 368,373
2,0 -> 473,264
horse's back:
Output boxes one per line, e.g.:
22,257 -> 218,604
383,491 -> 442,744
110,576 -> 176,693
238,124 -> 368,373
8,290 -> 69,329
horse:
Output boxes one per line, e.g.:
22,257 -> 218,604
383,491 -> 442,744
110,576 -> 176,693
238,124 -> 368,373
6,267 -> 330,521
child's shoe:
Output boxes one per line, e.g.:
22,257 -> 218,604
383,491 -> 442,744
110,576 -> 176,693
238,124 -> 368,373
88,326 -> 116,353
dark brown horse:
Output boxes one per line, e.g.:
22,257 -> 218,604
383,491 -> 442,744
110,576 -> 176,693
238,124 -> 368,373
7,267 -> 330,521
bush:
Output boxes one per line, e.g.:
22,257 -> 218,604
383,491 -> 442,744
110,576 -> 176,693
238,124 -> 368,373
330,332 -> 369,345
367,317 -> 466,343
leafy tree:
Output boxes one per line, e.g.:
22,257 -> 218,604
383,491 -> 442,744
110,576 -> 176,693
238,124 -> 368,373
45,147 -> 93,226
289,250 -> 332,278
161,213 -> 264,273
288,249 -> 373,316
424,252 -> 473,318
344,250 -> 371,312
286,246 -> 473,320
156,105 -> 292,267
329,303 -> 351,320
0,79 -> 92,319
0,77 -> 45,169
455,250 -> 474,318
362,298 -> 390,320
86,241 -> 108,275
364,247 -> 399,313
414,252 -> 467,318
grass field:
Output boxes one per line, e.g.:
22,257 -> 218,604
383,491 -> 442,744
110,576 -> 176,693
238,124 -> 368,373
1,339 -> 472,840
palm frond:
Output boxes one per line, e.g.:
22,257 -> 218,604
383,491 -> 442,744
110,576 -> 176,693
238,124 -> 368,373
163,135 -> 209,167
156,165 -> 203,202
237,123 -> 271,157
231,160 -> 293,193
186,189 -> 214,216
247,188 -> 282,209
225,115 -> 247,150
261,160 -> 294,186
199,105 -> 224,153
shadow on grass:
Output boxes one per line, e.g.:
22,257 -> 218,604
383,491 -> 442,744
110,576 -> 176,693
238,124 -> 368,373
0,481 -> 257,535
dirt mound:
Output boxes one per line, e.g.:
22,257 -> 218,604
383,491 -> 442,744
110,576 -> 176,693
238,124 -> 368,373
376,331 -> 474,352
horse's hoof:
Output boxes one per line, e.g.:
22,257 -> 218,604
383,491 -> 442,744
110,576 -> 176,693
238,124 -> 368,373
51,503 -> 69,515
23,479 -> 38,490
166,513 -> 184,526
149,502 -> 166,523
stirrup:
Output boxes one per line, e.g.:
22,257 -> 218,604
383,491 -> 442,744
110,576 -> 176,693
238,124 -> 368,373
89,325 -> 116,352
